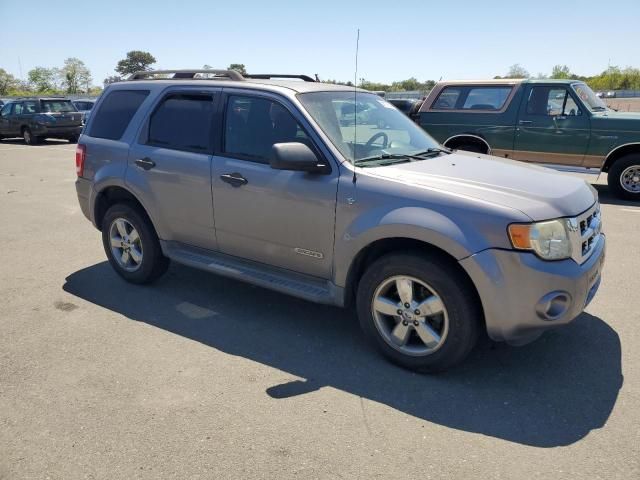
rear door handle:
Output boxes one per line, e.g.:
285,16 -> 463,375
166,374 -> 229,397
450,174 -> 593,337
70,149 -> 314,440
135,157 -> 156,170
518,120 -> 533,125
220,172 -> 248,187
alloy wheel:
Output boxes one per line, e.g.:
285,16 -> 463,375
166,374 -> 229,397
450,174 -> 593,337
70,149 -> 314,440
109,218 -> 144,272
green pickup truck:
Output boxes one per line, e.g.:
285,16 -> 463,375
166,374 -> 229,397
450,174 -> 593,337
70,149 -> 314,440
418,79 -> 640,200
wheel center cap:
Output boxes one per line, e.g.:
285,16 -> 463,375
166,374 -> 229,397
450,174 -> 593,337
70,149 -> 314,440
402,311 -> 414,321
633,176 -> 640,183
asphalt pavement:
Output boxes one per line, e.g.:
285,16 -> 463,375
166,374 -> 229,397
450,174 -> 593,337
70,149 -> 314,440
0,139 -> 638,479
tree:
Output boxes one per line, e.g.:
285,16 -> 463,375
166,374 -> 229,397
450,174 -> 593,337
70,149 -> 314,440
203,64 -> 213,70
103,75 -> 123,87
0,68 -> 19,95
504,64 -> 530,79
60,58 -> 92,93
28,67 -> 56,92
115,50 -> 156,77
551,64 -> 573,79
228,63 -> 247,75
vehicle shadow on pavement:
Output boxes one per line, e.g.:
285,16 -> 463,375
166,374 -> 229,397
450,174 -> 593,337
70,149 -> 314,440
63,262 -> 623,448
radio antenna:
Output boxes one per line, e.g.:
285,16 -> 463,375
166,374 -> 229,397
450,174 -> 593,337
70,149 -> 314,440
352,28 -> 360,184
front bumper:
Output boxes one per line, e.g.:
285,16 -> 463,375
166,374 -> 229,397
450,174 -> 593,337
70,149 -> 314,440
459,234 -> 606,345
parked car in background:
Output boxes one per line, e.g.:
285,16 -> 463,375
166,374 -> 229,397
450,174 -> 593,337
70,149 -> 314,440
0,97 -> 83,144
605,91 -> 616,98
418,79 -> 640,200
388,98 -> 423,121
75,69 -> 605,372
0,99 -> 4,109
72,99 -> 96,124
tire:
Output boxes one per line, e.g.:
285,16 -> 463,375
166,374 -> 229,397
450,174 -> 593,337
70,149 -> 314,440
68,135 -> 79,144
608,153 -> 640,201
453,143 -> 484,154
22,127 -> 38,145
101,203 -> 169,284
356,252 -> 481,373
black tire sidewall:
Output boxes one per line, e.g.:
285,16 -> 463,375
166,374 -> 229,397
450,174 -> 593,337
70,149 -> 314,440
101,203 -> 168,284
356,252 -> 480,372
608,153 -> 640,200
23,128 -> 36,145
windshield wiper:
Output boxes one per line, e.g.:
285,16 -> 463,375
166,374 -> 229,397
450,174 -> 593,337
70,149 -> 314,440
355,148 -> 450,166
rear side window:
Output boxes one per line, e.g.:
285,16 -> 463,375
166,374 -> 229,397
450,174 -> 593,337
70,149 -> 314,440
89,90 -> 149,140
462,87 -> 512,110
433,88 -> 461,109
147,93 -> 214,152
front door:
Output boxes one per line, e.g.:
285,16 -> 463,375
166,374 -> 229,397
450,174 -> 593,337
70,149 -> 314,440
0,103 -> 14,136
126,88 -> 220,250
211,91 -> 338,279
514,85 -> 590,166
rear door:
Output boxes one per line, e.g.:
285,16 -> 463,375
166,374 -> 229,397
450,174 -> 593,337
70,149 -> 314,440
0,103 -> 16,136
126,87 -> 220,251
9,102 -> 24,135
513,84 -> 590,166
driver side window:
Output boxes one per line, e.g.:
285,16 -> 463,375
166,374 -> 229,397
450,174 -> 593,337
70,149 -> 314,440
526,87 -> 582,116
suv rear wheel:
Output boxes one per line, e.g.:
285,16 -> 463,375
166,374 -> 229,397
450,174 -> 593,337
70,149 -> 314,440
101,203 -> 169,284
356,252 -> 480,372
608,153 -> 640,201
22,127 -> 38,145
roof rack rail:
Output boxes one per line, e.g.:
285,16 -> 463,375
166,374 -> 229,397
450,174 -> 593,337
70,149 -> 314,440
244,74 -> 316,82
128,69 -> 245,81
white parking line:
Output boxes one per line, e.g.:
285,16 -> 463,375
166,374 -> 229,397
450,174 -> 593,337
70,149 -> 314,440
620,208 -> 640,213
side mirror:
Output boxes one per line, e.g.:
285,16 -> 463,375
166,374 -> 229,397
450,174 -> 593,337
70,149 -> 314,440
269,142 -> 326,173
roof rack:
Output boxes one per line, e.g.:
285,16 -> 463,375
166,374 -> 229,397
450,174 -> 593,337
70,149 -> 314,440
128,69 -> 245,81
127,70 -> 317,83
244,74 -> 316,82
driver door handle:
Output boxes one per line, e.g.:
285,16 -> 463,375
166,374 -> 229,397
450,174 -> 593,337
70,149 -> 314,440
135,157 -> 156,170
220,172 -> 248,187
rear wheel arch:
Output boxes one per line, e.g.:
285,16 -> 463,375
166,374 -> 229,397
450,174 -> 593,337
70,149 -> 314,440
94,186 -> 155,234
443,134 -> 491,154
602,143 -> 640,172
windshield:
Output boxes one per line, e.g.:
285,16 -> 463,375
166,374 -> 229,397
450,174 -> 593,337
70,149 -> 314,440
41,100 -> 77,113
297,91 -> 440,164
571,83 -> 608,111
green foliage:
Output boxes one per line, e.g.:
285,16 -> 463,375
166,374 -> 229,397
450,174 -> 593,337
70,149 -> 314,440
504,64 -> 530,79
27,67 -> 56,91
61,58 -> 92,94
550,64 -> 573,79
103,75 -> 123,87
588,66 -> 640,91
228,63 -> 247,75
115,50 -> 156,76
0,68 -> 19,95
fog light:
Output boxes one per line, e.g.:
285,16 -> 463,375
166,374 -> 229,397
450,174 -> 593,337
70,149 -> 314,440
535,292 -> 571,320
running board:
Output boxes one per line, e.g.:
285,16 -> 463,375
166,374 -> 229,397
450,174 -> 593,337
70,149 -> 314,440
161,241 -> 344,306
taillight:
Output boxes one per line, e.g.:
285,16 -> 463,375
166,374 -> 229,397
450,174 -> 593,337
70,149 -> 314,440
75,144 -> 86,177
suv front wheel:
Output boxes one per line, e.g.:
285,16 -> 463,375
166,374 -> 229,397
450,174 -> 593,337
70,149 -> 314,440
356,252 -> 481,372
608,153 -> 640,201
101,203 -> 169,284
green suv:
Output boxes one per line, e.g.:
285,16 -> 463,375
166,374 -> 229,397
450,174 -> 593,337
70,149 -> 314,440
418,79 -> 640,200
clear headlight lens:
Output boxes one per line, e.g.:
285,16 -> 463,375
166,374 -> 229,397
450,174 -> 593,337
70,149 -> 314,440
508,219 -> 572,260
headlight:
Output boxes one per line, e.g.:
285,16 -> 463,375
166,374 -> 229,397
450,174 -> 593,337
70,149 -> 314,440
508,219 -> 572,260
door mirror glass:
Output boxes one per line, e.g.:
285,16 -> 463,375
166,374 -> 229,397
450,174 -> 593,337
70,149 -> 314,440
269,142 -> 324,173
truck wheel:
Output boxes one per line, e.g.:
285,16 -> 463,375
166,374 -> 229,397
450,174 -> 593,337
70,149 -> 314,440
356,252 -> 481,372
23,127 -> 38,145
454,143 -> 484,154
608,154 -> 640,200
101,203 -> 169,284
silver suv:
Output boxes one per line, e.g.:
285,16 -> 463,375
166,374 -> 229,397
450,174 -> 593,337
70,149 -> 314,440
75,69 -> 606,372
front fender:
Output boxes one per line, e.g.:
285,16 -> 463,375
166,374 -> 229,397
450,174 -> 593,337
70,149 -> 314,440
333,205 -> 497,288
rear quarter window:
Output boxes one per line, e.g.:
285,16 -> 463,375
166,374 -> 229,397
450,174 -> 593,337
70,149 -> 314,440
89,90 -> 149,140
462,87 -> 512,110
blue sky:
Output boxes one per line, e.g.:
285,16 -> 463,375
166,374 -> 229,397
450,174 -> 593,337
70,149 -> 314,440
1,0 -> 638,86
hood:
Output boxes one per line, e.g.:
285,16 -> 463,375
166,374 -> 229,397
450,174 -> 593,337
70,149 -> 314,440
591,110 -> 640,130
365,151 -> 596,221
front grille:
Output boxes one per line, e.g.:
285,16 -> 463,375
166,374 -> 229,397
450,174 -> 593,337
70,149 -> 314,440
570,202 -> 602,264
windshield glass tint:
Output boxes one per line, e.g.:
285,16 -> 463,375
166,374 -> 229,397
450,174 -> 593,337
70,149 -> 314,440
41,100 -> 76,113
298,91 -> 439,163
572,83 -> 607,111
